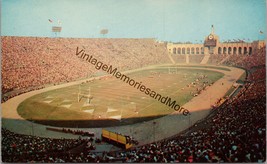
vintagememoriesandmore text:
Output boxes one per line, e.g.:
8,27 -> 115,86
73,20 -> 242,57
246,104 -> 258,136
75,47 -> 190,116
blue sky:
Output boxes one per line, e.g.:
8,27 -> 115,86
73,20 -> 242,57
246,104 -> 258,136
2,0 -> 266,42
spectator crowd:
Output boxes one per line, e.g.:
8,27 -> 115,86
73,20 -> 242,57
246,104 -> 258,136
2,37 -> 168,102
1,37 -> 266,162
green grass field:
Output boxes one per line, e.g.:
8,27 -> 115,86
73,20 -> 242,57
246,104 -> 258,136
17,66 -> 224,128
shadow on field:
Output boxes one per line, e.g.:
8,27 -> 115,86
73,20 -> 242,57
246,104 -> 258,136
3,108 -> 211,129
23,114 -> 167,128
2,109 -> 214,141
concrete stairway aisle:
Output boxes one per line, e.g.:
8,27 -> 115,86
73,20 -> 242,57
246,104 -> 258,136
218,55 -> 230,65
167,52 -> 176,64
200,54 -> 210,64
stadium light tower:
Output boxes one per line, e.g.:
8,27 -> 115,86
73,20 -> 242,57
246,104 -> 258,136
100,29 -> 109,37
49,19 -> 62,37
52,26 -> 62,37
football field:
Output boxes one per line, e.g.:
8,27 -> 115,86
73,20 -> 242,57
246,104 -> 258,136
17,66 -> 224,128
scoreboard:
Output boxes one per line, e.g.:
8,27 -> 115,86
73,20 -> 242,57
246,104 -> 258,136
102,129 -> 133,149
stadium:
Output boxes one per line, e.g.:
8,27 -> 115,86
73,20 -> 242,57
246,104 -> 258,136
1,0 -> 266,163
2,27 -> 266,162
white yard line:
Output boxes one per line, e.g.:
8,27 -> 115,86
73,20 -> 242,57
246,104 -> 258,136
2,65 -> 244,146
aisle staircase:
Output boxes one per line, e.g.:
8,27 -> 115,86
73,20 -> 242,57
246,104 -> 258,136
200,54 -> 210,64
218,55 -> 230,65
167,52 -> 176,64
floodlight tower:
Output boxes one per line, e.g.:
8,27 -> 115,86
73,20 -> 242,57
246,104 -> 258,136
52,26 -> 62,37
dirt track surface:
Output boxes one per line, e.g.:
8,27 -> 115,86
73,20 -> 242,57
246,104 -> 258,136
1,64 -> 244,146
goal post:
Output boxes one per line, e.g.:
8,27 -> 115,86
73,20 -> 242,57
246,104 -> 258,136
78,84 -> 93,103
168,67 -> 178,74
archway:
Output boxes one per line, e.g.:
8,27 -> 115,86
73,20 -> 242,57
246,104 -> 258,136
223,47 -> 227,54
228,47 -> 232,55
182,48 -> 185,54
244,47 -> 247,54
233,47 -> 237,55
218,47 -> 222,54
196,47 -> 199,54
173,48 -> 176,54
187,48 -> 190,54
249,47 -> 252,55
191,47 -> 195,54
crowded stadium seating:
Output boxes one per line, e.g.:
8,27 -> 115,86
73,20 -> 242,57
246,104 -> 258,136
1,37 -> 266,162
1,37 -> 169,102
171,54 -> 186,63
2,128 -> 95,162
207,54 -> 227,65
189,54 -> 205,64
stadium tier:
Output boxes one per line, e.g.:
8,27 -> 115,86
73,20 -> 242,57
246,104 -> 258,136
1,37 -> 169,101
3,36 -> 265,102
1,36 -> 266,162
